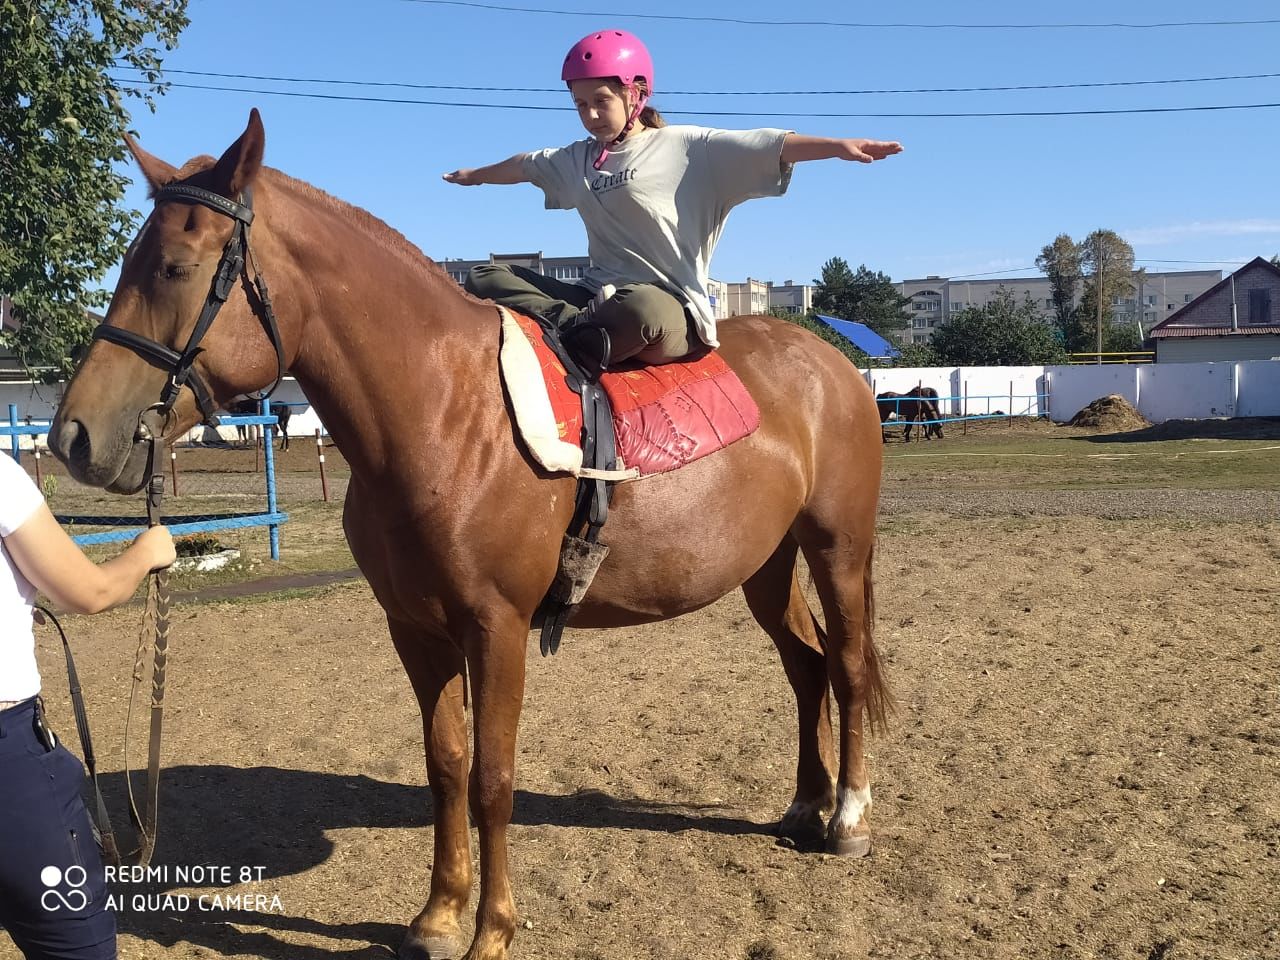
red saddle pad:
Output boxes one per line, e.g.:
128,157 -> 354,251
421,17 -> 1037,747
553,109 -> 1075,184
508,310 -> 760,477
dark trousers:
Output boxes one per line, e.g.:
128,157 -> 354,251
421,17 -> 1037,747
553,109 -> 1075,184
0,698 -> 115,959
465,263 -> 702,365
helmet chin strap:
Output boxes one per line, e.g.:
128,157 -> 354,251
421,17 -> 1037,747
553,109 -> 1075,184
593,87 -> 650,170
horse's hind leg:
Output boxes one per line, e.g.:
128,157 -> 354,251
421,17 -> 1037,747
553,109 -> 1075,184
793,513 -> 889,858
389,618 -> 472,960
741,536 -> 837,848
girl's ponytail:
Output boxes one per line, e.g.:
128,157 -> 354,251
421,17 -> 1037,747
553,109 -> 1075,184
632,80 -> 664,129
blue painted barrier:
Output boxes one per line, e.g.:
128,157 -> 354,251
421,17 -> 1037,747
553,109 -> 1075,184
3,408 -> 288,556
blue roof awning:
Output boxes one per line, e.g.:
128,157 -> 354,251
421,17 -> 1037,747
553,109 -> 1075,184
814,315 -> 902,358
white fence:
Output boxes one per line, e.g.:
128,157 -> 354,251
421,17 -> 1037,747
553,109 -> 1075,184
0,378 -> 322,449
868,359 -> 1280,424
6,358 -> 1280,437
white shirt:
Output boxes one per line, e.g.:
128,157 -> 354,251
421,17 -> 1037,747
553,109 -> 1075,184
523,125 -> 793,347
0,452 -> 44,701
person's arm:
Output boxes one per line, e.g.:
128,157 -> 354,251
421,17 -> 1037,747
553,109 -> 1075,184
4,503 -> 175,615
781,134 -> 903,165
442,154 -> 530,186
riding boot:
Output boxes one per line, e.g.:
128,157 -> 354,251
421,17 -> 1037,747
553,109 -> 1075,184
561,324 -> 612,382
559,284 -> 617,381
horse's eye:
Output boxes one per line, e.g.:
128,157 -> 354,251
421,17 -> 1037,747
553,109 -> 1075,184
157,263 -> 196,281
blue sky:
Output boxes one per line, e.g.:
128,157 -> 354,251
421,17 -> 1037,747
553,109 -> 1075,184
110,0 -> 1280,291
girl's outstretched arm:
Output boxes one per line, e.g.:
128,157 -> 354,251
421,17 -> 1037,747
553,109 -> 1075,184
442,154 -> 530,186
781,135 -> 902,165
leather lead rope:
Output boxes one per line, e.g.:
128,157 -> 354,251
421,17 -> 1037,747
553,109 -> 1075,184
127,436 -> 171,867
40,436 -> 173,867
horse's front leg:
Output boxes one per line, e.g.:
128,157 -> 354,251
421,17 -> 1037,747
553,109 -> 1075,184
462,609 -> 529,960
390,620 -> 473,960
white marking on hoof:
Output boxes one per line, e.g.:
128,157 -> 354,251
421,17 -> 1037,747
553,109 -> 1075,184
829,784 -> 872,837
779,800 -> 826,841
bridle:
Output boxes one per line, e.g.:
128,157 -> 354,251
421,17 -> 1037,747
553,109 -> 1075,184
51,181 -> 288,867
92,181 -> 287,425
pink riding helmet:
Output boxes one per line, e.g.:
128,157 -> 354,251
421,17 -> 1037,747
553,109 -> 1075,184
561,29 -> 655,169
561,29 -> 654,89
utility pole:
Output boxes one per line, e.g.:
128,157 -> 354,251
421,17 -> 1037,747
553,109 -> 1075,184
1094,232 -> 1105,364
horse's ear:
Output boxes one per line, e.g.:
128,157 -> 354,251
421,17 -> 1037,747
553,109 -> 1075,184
212,108 -> 265,198
124,132 -> 179,196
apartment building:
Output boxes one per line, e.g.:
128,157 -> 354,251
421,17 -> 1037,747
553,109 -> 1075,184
897,269 -> 1222,345
726,278 -> 770,316
766,280 -> 815,315
439,252 -> 593,287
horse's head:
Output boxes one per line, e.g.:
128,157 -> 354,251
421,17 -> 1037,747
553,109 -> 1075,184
50,109 -> 293,492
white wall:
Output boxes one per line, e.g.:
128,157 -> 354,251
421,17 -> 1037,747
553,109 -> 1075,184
9,360 -> 1280,443
1044,366 -> 1139,423
1137,363 -> 1236,421
2,378 -> 323,449
1236,360 -> 1280,418
954,367 -> 1047,417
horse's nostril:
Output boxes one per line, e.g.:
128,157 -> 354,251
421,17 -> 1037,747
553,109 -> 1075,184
51,417 -> 90,465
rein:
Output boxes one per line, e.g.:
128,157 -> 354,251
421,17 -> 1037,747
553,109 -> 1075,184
37,181 -> 287,867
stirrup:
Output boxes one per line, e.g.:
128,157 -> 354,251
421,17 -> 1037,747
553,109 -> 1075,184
561,324 -> 611,382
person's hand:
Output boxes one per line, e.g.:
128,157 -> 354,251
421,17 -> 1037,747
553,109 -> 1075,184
135,526 -> 176,572
839,139 -> 903,163
442,169 -> 481,186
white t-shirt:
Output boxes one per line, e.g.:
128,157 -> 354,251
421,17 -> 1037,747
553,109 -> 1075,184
523,125 -> 793,347
0,452 -> 44,701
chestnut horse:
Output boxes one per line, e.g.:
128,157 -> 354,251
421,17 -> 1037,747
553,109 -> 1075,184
49,111 -> 888,960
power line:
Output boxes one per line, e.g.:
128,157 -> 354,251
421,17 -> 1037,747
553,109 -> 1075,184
397,1 -> 1280,31
118,65 -> 1280,97
115,79 -> 1280,119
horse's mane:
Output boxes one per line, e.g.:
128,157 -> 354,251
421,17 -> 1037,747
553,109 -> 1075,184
174,154 -> 458,292
262,167 -> 457,287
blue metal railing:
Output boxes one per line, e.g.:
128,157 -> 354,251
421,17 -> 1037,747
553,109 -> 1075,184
3,402 -> 287,558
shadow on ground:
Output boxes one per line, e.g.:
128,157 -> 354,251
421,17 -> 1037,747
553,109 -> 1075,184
97,764 -> 771,958
1081,416 -> 1280,443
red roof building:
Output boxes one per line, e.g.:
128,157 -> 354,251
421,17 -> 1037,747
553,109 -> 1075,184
1149,257 -> 1280,363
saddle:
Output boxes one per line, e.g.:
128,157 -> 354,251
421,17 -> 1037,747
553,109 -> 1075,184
496,306 -> 760,656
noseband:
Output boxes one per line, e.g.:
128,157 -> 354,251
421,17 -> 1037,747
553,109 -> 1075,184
92,182 -> 286,423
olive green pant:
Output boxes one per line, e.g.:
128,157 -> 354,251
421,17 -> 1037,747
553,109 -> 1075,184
465,263 -> 701,365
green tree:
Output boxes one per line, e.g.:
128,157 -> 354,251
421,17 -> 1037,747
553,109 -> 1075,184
812,257 -> 910,338
1035,233 -> 1083,346
893,342 -> 943,367
930,288 -> 1068,366
1,0 -> 189,374
1079,229 -> 1135,357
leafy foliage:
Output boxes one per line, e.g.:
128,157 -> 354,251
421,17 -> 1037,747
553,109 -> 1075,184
812,257 -> 910,337
1036,234 -> 1083,345
1078,229 -> 1136,354
930,288 -> 1068,366
0,0 -> 189,375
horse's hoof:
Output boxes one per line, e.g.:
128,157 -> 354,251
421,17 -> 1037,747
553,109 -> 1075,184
399,932 -> 463,960
825,828 -> 872,858
777,804 -> 826,851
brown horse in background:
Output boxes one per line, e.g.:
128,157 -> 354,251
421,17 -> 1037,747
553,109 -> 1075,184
876,386 -> 944,443
224,397 -> 292,450
48,111 -> 888,960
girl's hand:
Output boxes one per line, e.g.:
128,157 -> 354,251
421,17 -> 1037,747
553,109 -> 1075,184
136,525 -> 176,571
442,169 -> 481,186
839,139 -> 903,163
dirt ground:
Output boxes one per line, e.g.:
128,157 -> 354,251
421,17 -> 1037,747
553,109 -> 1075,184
4,428 -> 1278,960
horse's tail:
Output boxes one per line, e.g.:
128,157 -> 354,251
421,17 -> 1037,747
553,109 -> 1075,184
862,541 -> 892,734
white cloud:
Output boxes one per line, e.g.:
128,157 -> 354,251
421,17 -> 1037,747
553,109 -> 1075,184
1124,220 -> 1280,246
